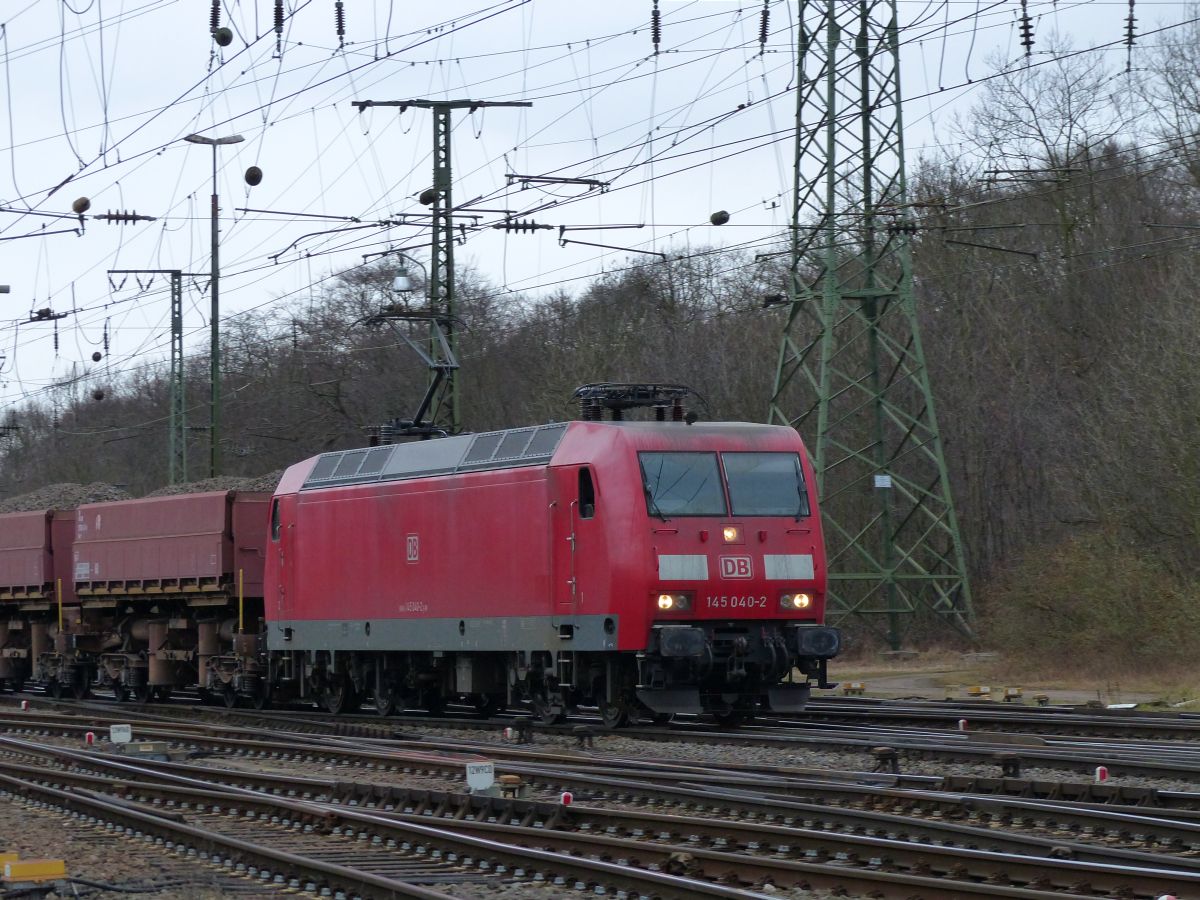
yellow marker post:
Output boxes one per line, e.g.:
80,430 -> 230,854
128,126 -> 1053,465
238,568 -> 244,633
56,578 -> 63,632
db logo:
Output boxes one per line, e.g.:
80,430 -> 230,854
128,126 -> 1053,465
719,556 -> 753,579
406,534 -> 419,563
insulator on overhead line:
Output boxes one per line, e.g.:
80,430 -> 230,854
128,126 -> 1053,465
651,0 -> 661,54
1019,0 -> 1034,56
210,0 -> 220,33
758,2 -> 770,50
335,1 -> 346,48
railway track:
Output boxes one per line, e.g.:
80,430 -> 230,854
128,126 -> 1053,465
7,693 -> 1200,896
3,735 -> 1199,899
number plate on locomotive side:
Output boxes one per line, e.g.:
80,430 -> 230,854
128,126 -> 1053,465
704,595 -> 767,609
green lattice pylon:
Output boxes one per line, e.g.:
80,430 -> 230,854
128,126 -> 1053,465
769,0 -> 973,649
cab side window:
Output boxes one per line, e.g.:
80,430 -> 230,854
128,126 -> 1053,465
578,468 -> 596,519
270,499 -> 282,541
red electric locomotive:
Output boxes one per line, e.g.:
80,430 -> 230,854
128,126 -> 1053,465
264,384 -> 839,724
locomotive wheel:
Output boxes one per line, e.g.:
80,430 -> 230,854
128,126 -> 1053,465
250,687 -> 271,710
72,679 -> 91,700
197,688 -> 214,705
223,684 -> 240,709
133,684 -> 154,704
46,679 -> 64,700
154,686 -> 173,702
321,678 -> 358,715
111,684 -> 129,703
374,690 -> 397,717
599,700 -> 630,730
423,691 -> 445,717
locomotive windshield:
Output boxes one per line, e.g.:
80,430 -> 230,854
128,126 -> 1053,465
639,452 -> 726,516
639,451 -> 810,518
723,452 -> 810,517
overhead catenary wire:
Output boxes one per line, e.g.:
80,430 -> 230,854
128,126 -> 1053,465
0,0 -> 1190,411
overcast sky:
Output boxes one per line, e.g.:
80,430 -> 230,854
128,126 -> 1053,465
0,0 -> 1180,417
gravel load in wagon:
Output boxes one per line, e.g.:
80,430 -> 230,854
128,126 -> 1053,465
145,471 -> 283,497
0,482 -> 131,514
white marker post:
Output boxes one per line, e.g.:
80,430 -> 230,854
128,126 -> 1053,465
466,761 -> 495,793
109,724 -> 132,744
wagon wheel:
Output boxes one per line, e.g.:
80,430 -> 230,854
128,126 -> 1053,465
133,684 -> 154,704
223,684 -> 240,709
599,700 -> 630,730
321,677 -> 358,715
373,689 -> 397,717
71,678 -> 91,700
473,694 -> 503,718
46,679 -> 64,700
530,693 -> 567,726
197,688 -> 214,706
111,683 -> 129,703
153,686 -> 173,702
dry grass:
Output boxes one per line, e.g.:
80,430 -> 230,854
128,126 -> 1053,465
831,649 -> 1200,707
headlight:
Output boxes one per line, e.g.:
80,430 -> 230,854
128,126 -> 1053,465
780,592 -> 812,610
656,593 -> 692,611
721,525 -> 743,544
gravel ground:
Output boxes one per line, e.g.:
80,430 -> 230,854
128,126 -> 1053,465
0,791 -> 278,899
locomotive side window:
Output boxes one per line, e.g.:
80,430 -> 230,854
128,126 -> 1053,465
723,452 -> 810,517
579,467 -> 596,519
639,452 -> 726,517
270,499 -> 281,541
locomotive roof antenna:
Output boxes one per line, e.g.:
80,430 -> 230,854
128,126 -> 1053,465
768,0 -> 973,649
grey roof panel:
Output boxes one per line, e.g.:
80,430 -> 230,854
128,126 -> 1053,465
300,423 -> 568,491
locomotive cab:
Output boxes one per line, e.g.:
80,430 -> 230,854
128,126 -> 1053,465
634,446 -> 839,719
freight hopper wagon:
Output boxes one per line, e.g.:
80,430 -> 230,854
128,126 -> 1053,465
0,492 -> 271,703
0,509 -> 75,693
266,404 -> 840,725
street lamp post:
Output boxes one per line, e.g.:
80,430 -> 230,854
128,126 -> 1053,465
184,132 -> 244,478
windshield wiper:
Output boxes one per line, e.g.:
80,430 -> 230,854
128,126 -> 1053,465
643,481 -> 668,522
